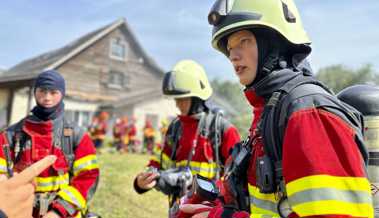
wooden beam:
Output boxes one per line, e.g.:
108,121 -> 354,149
26,85 -> 33,114
6,88 -> 14,126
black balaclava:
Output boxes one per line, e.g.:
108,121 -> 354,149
31,70 -> 65,121
188,97 -> 208,116
247,28 -> 284,87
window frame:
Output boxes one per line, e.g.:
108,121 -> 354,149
109,37 -> 127,61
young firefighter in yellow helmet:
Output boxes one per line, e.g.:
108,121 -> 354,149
133,60 -> 240,214
180,0 -> 373,217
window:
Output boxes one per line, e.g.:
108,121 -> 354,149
65,110 -> 75,123
110,38 -> 126,60
0,108 -> 7,129
108,71 -> 128,88
81,111 -> 91,127
65,110 -> 93,128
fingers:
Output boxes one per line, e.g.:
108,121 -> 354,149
13,183 -> 35,201
8,155 -> 56,187
145,173 -> 159,183
192,212 -> 210,218
180,204 -> 212,213
0,174 -> 7,181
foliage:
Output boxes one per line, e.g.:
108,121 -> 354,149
211,64 -> 379,138
211,79 -> 251,137
316,64 -> 378,93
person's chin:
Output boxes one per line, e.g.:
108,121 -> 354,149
239,77 -> 250,86
42,104 -> 54,108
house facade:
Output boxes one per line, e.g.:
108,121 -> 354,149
0,18 -> 178,141
0,18 -> 236,142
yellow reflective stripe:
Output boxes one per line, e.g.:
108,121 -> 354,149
35,173 -> 69,192
287,175 -> 373,217
292,201 -> 374,218
74,213 -> 82,218
73,155 -> 99,177
161,152 -> 174,169
176,160 -> 217,179
286,175 -> 371,196
248,184 -> 279,216
151,155 -> 159,162
0,158 -> 6,173
248,184 -> 278,203
250,205 -> 279,217
151,146 -> 174,169
58,186 -> 87,211
250,214 -> 279,218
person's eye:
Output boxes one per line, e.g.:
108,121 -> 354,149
241,38 -> 251,46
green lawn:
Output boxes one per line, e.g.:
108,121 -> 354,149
90,152 -> 168,218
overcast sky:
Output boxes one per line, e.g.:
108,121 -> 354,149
0,0 -> 378,81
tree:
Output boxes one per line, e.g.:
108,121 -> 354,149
316,64 -> 378,93
211,79 -> 251,136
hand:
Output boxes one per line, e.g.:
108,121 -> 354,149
136,171 -> 159,190
179,204 -> 211,218
0,155 -> 57,218
42,211 -> 60,218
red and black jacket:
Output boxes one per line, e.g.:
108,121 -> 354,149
242,68 -> 373,217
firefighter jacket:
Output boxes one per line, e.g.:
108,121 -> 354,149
90,121 -> 107,141
149,112 -> 240,180
128,123 -> 137,141
241,69 -> 373,217
0,114 -> 99,218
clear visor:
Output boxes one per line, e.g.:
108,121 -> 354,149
162,71 -> 190,96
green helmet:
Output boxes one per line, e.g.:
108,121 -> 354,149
162,60 -> 213,100
208,0 -> 311,55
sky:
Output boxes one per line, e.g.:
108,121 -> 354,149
0,0 -> 378,81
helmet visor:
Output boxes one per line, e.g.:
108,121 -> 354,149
162,71 -> 191,96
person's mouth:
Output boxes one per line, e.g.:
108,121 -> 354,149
235,65 -> 247,76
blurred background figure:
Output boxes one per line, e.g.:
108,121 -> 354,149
159,118 -> 169,142
143,119 -> 155,154
127,116 -> 138,153
113,117 -> 126,153
90,111 -> 109,151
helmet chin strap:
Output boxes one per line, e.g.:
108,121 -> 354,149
188,97 -> 207,116
246,50 -> 280,88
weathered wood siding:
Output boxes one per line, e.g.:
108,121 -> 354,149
57,26 -> 162,102
0,89 -> 9,127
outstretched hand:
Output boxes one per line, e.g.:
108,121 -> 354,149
0,155 -> 57,218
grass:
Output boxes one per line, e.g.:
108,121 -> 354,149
89,151 -> 168,218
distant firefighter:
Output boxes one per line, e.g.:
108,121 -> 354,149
143,120 -> 155,154
90,111 -> 109,150
128,116 -> 138,153
113,117 -> 127,152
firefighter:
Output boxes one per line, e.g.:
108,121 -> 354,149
128,117 -> 138,153
133,60 -> 241,210
143,120 -> 156,154
181,0 -> 373,217
0,70 -> 100,218
113,118 -> 125,152
90,111 -> 109,150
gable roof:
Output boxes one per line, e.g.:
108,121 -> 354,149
0,18 -> 164,83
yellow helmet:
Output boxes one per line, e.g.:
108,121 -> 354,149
208,0 -> 311,55
162,60 -> 213,100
